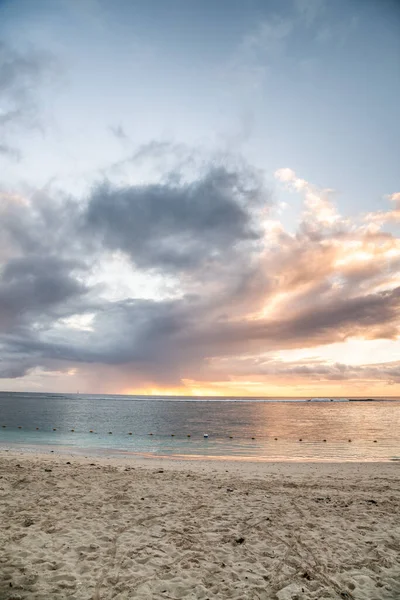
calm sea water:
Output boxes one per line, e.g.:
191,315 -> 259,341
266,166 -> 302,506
0,392 -> 399,462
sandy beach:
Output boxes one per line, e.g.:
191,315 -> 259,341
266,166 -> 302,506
0,453 -> 399,600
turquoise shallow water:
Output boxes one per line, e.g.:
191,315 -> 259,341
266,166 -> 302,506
0,392 -> 399,461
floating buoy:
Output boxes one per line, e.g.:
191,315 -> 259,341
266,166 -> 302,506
171,434 -> 175,437
53,428 -> 57,431
204,434 -> 209,438
71,429 -> 75,432
187,434 -> 191,437
149,433 -> 153,436
89,430 -> 94,433
128,432 -> 132,435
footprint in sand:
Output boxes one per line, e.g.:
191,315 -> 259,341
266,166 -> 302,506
76,544 -> 99,553
50,573 -> 77,586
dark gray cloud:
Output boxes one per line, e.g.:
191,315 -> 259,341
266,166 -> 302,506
3,279 -> 400,386
0,298 -> 199,385
85,165 -> 266,271
0,159 -> 268,382
0,189 -> 83,258
0,255 -> 89,332
0,356 -> 35,379
261,285 -> 400,344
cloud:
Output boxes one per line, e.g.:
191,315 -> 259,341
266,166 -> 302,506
0,143 -> 20,161
109,124 -> 128,142
0,255 -> 90,333
0,41 -> 54,159
212,355 -> 400,385
84,164 -> 267,272
391,192 -> 400,207
293,0 -> 326,25
275,167 -> 341,226
223,16 -> 293,93
0,155 -> 399,392
221,0 -> 327,95
0,157 -> 270,383
364,192 -> 400,225
0,356 -> 35,379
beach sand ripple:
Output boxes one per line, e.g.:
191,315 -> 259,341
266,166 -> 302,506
0,455 -> 399,599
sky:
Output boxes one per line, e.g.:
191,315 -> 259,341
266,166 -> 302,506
0,0 -> 399,396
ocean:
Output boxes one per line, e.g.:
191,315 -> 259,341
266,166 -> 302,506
0,392 -> 399,462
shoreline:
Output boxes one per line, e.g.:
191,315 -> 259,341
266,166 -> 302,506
3,446 -> 400,473
1,443 -> 400,466
1,451 -> 399,599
